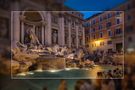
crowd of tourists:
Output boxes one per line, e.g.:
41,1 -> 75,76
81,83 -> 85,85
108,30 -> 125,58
97,68 -> 123,78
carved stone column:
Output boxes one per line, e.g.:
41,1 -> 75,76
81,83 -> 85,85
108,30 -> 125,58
11,0 -> 20,48
11,11 -> 20,48
58,14 -> 65,46
20,15 -> 25,44
82,26 -> 85,46
68,19 -> 71,47
45,12 -> 52,45
76,25 -> 79,48
41,21 -> 46,45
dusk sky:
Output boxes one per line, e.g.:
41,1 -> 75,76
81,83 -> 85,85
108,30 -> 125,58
64,0 -> 126,19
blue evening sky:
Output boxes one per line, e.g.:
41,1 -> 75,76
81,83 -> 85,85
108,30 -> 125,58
64,0 -> 126,19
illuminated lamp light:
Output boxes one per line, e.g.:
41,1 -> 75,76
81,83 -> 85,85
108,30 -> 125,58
65,68 -> 71,71
35,69 -> 43,72
17,72 -> 27,76
49,70 -> 61,73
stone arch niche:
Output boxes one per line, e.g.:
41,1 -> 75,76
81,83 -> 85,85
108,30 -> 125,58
20,11 -> 46,45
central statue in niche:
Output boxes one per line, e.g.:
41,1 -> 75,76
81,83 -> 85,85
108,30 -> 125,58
24,27 -> 40,46
52,30 -> 58,44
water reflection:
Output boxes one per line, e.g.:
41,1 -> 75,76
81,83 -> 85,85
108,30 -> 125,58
87,65 -> 103,78
14,65 -> 123,79
27,72 -> 34,75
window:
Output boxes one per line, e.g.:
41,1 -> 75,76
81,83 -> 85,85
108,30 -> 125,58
107,40 -> 112,45
92,28 -> 95,32
99,16 -> 103,22
93,34 -> 96,39
108,49 -> 113,53
86,37 -> 89,42
87,23 -> 90,27
89,30 -> 91,33
64,19 -> 68,25
85,29 -> 89,34
126,26 -> 133,32
92,19 -> 96,25
98,25 -> 102,30
83,22 -> 90,27
72,21 -> 75,27
127,15 -> 131,21
108,30 -> 113,37
127,4 -> 131,10
104,15 -> 107,20
99,32 -> 103,38
128,37 -> 133,42
107,13 -> 112,18
115,28 -> 122,35
65,35 -> 68,44
116,11 -> 120,16
106,22 -> 112,28
116,19 -> 121,24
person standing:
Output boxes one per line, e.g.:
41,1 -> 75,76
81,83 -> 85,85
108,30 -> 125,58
58,80 -> 67,90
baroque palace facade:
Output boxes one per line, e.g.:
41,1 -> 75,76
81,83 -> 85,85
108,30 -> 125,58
11,11 -> 85,48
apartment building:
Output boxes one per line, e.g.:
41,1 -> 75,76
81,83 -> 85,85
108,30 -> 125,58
85,11 -> 124,53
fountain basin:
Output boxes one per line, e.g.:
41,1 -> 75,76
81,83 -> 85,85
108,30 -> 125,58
36,56 -> 66,70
